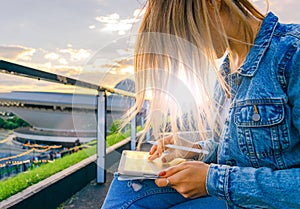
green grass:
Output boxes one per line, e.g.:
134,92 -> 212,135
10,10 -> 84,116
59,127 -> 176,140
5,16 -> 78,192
0,127 -> 143,201
0,146 -> 96,201
106,126 -> 143,147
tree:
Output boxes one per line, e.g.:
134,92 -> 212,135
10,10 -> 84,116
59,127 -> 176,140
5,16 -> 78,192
0,115 -> 30,130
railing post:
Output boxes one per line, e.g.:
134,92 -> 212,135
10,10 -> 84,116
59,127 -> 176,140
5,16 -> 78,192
130,98 -> 136,150
130,114 -> 136,150
96,90 -> 106,183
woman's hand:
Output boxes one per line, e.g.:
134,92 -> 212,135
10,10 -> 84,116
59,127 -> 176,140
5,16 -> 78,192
155,161 -> 209,199
148,134 -> 202,162
148,134 -> 174,161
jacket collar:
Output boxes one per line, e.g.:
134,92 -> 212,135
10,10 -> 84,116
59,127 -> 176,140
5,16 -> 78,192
239,12 -> 278,77
220,12 -> 279,78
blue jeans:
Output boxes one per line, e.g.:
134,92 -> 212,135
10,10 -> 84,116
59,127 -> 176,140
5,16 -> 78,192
102,174 -> 227,209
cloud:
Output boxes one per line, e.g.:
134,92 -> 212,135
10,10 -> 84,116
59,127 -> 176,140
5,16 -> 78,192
0,44 -> 92,77
95,12 -> 141,35
133,8 -> 146,18
75,69 -> 133,89
43,48 -> 92,66
0,45 -> 86,87
89,25 -> 96,30
44,52 -> 60,60
60,48 -> 91,62
0,45 -> 36,61
58,58 -> 68,65
50,65 -> 81,77
74,56 -> 135,90
100,57 -> 134,75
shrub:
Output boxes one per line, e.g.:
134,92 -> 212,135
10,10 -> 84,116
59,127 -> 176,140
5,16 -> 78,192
108,120 -> 122,134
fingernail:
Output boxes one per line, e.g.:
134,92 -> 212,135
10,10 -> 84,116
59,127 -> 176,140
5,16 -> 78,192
158,171 -> 166,176
161,157 -> 166,163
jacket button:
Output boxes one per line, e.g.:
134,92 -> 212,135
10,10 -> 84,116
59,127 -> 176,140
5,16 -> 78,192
252,113 -> 261,121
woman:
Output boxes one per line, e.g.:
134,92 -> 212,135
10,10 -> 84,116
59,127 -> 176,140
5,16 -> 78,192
102,0 -> 300,208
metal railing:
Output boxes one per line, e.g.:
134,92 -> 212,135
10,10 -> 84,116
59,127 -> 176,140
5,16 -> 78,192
0,59 -> 138,183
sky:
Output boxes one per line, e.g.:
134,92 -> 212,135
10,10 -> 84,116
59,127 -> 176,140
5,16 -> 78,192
0,0 -> 299,93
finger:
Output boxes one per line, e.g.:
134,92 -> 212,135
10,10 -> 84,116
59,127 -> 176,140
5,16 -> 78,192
156,164 -> 189,189
158,162 -> 187,177
149,144 -> 157,155
149,142 -> 165,161
148,151 -> 161,161
149,136 -> 174,161
156,140 -> 165,155
155,177 -> 172,187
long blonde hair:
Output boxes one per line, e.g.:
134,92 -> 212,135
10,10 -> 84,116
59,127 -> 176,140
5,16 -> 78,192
126,0 -> 266,149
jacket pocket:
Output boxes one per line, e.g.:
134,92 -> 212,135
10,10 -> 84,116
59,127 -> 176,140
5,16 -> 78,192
234,102 -> 284,127
233,99 -> 289,168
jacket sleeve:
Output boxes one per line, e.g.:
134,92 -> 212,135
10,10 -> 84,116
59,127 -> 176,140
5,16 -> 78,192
206,38 -> 300,209
207,164 -> 300,208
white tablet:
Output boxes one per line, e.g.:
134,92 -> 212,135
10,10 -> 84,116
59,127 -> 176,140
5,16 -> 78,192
117,150 -> 165,178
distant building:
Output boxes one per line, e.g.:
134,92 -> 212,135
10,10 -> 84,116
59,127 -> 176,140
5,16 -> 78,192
0,79 -> 143,146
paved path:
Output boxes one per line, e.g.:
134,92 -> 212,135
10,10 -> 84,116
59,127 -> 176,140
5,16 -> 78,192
60,173 -> 114,209
60,143 -> 152,209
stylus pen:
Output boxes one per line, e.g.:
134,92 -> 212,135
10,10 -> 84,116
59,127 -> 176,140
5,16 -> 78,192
147,141 -> 209,155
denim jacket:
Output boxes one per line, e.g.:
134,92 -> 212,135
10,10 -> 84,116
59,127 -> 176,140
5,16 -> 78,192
203,13 -> 300,209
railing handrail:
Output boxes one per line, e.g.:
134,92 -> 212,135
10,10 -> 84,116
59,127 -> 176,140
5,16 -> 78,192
0,59 -> 136,98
